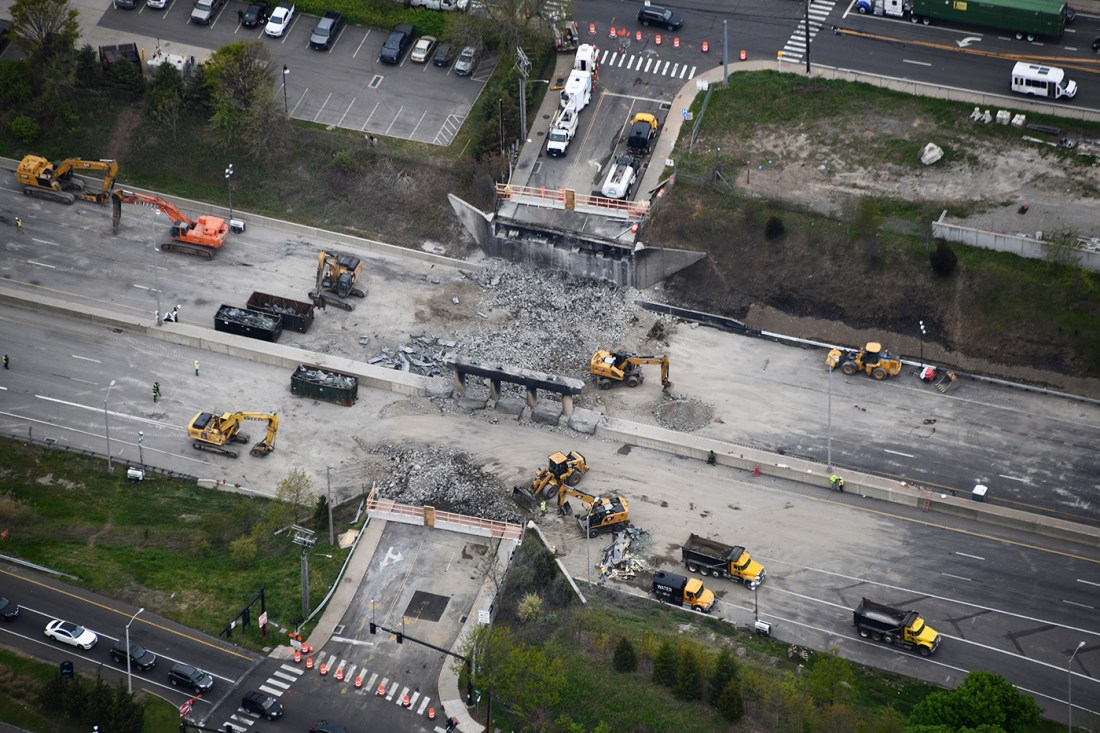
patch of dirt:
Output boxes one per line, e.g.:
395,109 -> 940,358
105,106 -> 143,162
654,397 -> 713,432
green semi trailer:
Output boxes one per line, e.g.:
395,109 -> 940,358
854,0 -> 1067,41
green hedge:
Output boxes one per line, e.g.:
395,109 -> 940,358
292,0 -> 450,37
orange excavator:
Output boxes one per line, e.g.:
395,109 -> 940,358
111,189 -> 228,258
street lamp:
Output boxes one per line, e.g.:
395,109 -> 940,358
826,361 -> 833,473
125,607 -> 144,694
104,380 -> 117,472
919,319 -> 927,371
1068,640 -> 1085,731
224,164 -> 234,223
152,210 -> 163,325
282,65 -> 290,115
137,431 -> 144,473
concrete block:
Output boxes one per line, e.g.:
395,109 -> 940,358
531,403 -> 563,425
567,409 -> 601,434
457,396 -> 489,412
494,398 -> 527,416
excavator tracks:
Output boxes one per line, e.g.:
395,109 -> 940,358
24,187 -> 75,205
192,441 -> 239,459
160,241 -> 216,259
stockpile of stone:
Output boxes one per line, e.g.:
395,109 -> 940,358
654,396 -> 713,432
371,444 -> 522,523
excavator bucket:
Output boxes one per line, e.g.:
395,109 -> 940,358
935,370 -> 958,393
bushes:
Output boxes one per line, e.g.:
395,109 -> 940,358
930,239 -> 958,276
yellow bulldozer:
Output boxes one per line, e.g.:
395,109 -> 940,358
590,349 -> 671,391
826,342 -> 902,381
187,411 -> 279,459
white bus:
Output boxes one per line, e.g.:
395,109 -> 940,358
1010,62 -> 1077,100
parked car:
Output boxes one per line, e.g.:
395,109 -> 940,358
168,663 -> 214,693
1093,36 -> 1100,52
146,0 -> 170,10
308,723 -> 347,733
453,45 -> 478,76
240,0 -> 271,27
432,42 -> 454,67
242,691 -> 285,720
114,0 -> 138,8
44,620 -> 98,649
110,639 -> 157,671
410,35 -> 437,63
190,0 -> 226,24
309,11 -> 344,50
0,596 -> 19,621
379,23 -> 414,64
637,4 -> 683,30
264,2 -> 295,37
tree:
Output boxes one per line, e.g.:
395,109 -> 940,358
930,240 -> 958,276
105,58 -> 145,98
908,671 -> 1040,733
612,636 -> 637,673
715,679 -> 745,722
806,651 -> 855,706
0,60 -> 34,108
204,41 -> 284,150
9,0 -> 80,61
651,637 -> 677,687
145,62 -> 184,140
709,646 -> 739,704
269,467 -> 315,529
673,642 -> 704,701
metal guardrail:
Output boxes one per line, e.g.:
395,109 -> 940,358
366,493 -> 522,541
495,183 -> 650,220
0,430 -> 200,481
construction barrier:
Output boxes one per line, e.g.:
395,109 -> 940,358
655,34 -> 662,45
674,37 -> 680,48
320,663 -> 328,676
335,667 -> 344,681
294,650 -> 301,664
377,684 -> 386,696
589,23 -> 596,35
306,657 -> 313,670
355,676 -> 363,689
702,41 -> 709,52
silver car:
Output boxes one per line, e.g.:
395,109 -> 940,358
454,46 -> 478,76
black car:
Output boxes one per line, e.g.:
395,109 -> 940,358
240,0 -> 271,27
432,42 -> 453,67
110,639 -> 157,671
1093,36 -> 1100,52
0,596 -> 19,621
309,11 -> 344,50
308,722 -> 347,733
637,4 -> 683,30
242,691 -> 284,720
114,0 -> 138,8
379,23 -> 414,64
168,663 -> 214,693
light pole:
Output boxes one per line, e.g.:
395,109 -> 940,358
152,210 -> 163,325
326,466 -> 335,546
104,380 -> 117,472
125,607 -> 144,693
224,164 -> 234,223
1068,640 -> 1085,731
137,431 -> 144,473
919,319 -> 927,370
282,65 -> 290,115
826,360 -> 833,473
585,512 -> 591,585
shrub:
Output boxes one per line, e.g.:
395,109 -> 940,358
612,636 -> 637,672
517,593 -> 543,622
716,679 -> 745,721
764,216 -> 785,240
10,115 -> 39,144
673,643 -> 704,701
652,638 -> 676,687
930,240 -> 957,276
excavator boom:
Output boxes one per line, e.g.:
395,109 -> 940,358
17,155 -> 120,205
187,410 -> 278,458
112,190 -> 228,259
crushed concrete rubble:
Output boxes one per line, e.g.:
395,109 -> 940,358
218,306 -> 279,329
368,332 -> 458,376
597,526 -> 649,580
654,396 -> 713,432
294,366 -> 357,389
371,443 -> 523,523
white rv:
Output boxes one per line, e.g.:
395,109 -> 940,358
560,70 -> 593,111
1010,62 -> 1076,100
601,155 -> 638,200
574,44 -> 599,73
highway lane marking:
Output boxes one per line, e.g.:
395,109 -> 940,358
954,552 -> 985,560
883,449 -> 914,457
31,397 -> 183,430
71,355 -> 102,363
1079,579 -> 1100,587
941,572 -> 972,581
1063,600 -> 1096,609
998,474 -> 1028,482
27,260 -> 56,269
70,378 -> 96,385
0,568 -> 252,662
903,59 -> 932,66
762,560 -> 1100,637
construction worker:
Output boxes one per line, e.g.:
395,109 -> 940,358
152,382 -> 161,403
14,217 -> 23,234
829,474 -> 845,492
194,360 -> 200,376
2,354 -> 8,369
539,500 -> 547,516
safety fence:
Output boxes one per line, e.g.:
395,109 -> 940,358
366,488 -> 522,541
496,183 -> 650,220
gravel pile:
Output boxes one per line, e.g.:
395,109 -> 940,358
456,262 -> 642,379
371,443 -> 523,523
654,396 -> 713,432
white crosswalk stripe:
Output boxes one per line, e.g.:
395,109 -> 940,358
367,671 -> 380,690
259,684 -> 284,696
279,663 -> 304,676
386,680 -> 399,700
598,49 -> 695,79
780,0 -> 838,61
416,696 -> 432,715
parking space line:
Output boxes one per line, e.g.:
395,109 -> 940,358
408,110 -> 428,139
290,88 -> 308,117
353,29 -> 372,59
337,98 -> 357,128
384,106 -> 405,136
313,92 -> 333,122
360,102 -> 380,131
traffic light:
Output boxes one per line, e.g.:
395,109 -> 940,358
369,622 -> 377,635
395,632 -> 403,644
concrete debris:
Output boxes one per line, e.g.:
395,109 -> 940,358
654,396 -> 713,432
371,443 -> 523,523
294,366 -> 357,390
359,336 -> 370,346
218,306 -> 279,330
918,142 -> 943,166
598,526 -> 649,580
370,332 -> 458,377
452,296 -> 460,305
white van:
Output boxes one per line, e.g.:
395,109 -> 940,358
601,155 -> 638,199
1010,62 -> 1077,100
574,44 -> 599,73
560,70 -> 593,111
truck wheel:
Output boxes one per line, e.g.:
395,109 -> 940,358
597,379 -> 613,390
921,17 -> 930,24
857,3 -> 867,11
918,646 -> 931,657
872,632 -> 882,642
883,634 -> 895,645
626,376 -> 640,387
710,570 -> 721,578
872,367 -> 887,380
841,361 -> 857,376
686,563 -> 698,573
858,629 -> 870,638
567,472 -> 582,486
1026,33 -> 1036,41
909,14 -> 918,22
1015,31 -> 1024,39
588,528 -> 599,538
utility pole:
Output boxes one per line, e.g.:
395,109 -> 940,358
326,466 -> 335,546
722,19 -> 728,84
515,48 -> 531,142
290,526 -> 316,621
804,0 -> 811,74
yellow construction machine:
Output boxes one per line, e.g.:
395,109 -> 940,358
558,486 -> 630,537
187,411 -> 279,458
17,155 -> 119,205
309,250 -> 366,311
590,349 -> 671,391
826,342 -> 902,380
514,451 -> 589,504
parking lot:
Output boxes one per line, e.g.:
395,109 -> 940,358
96,1 -> 496,144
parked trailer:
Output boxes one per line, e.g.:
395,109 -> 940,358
854,0 -> 1067,41
246,291 -> 316,333
852,598 -> 941,655
290,365 -> 359,406
214,305 -> 283,343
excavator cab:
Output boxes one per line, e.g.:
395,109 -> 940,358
312,251 -> 366,310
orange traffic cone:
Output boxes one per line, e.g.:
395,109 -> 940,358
377,683 -> 386,696
589,23 -> 596,35
336,667 -> 344,681
740,49 -> 747,60
701,41 -> 709,52
306,657 -> 313,670
355,676 -> 363,689
674,37 -> 680,48
609,26 -> 617,39
294,650 -> 301,664
428,708 -> 436,720
320,663 -> 327,676
635,30 -> 642,41
402,694 -> 411,708
655,34 -> 662,45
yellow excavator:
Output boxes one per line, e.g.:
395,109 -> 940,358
826,342 -> 903,381
187,411 -> 279,458
515,451 -> 589,504
590,349 -> 671,391
309,250 -> 366,311
17,155 -> 119,205
557,486 -> 630,537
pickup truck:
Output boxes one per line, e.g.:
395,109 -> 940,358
190,0 -> 226,25
309,11 -> 344,50
264,2 -> 295,37
626,113 -> 659,155
545,106 -> 579,157
380,23 -> 415,64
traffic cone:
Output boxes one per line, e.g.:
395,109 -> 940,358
306,657 -> 314,670
589,23 -> 596,35
701,41 -> 709,52
320,663 -> 327,676
655,34 -> 662,45
428,708 -> 436,720
294,650 -> 301,664
754,465 -> 760,477
336,667 -> 344,681
609,25 -> 616,39
635,30 -> 642,41
355,676 -> 363,689
674,37 -> 680,48
402,694 -> 411,708
377,683 -> 386,696
740,49 -> 747,60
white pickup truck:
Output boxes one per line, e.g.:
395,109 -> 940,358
546,105 -> 579,157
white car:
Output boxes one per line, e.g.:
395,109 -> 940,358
264,3 -> 295,37
146,0 -> 169,8
409,36 -> 437,64
45,620 -> 98,650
